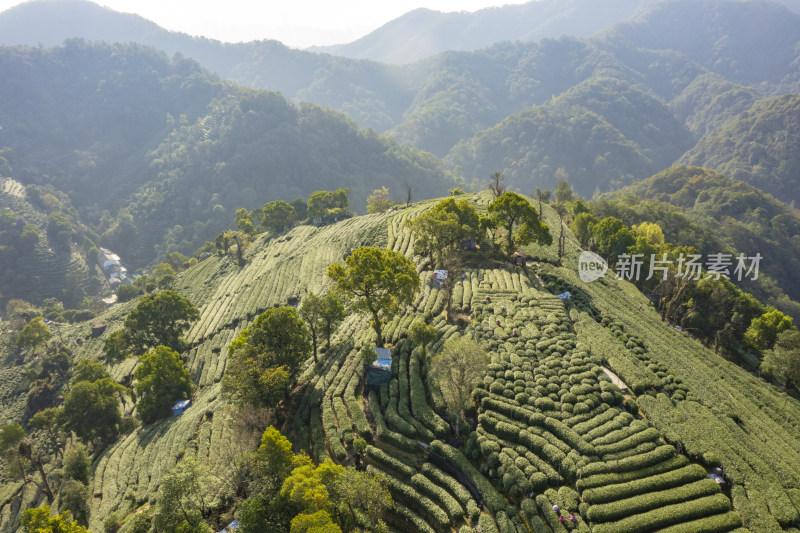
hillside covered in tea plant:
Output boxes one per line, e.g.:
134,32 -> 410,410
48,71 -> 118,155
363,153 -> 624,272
2,191 -> 799,533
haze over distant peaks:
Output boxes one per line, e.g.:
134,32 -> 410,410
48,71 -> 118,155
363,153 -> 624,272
309,0 -> 661,63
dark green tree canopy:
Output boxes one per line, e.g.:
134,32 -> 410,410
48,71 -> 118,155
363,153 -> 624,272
71,359 -> 110,385
16,317 -> 51,352
745,309 -> 795,352
224,307 -> 311,409
133,346 -> 193,423
407,198 -> 480,267
487,192 -> 552,255
328,247 -> 420,347
106,290 -> 199,359
243,307 -> 312,375
62,378 -> 126,444
591,216 -> 636,262
290,198 -> 308,220
261,200 -> 296,234
307,189 -> 351,221
762,329 -> 800,390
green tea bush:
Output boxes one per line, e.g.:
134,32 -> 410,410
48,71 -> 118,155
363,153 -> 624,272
365,445 -> 415,477
411,473 -> 464,520
581,444 -> 675,477
594,428 -> 661,457
478,513 -> 500,533
577,454 -> 688,491
392,502 -> 436,533
368,392 -> 418,452
368,466 -> 450,530
431,440 -> 507,512
590,493 -> 731,533
653,511 -> 742,533
586,479 -> 721,522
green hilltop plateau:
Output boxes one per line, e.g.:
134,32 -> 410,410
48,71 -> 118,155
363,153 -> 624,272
2,193 -> 799,533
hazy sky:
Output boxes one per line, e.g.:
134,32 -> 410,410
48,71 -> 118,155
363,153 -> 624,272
0,0 -> 530,48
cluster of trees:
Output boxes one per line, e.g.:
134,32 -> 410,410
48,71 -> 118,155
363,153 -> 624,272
596,166 -> 800,317
104,290 -> 199,361
223,307 -> 311,410
762,328 -> 800,392
98,290 -> 198,422
241,188 -> 352,236
404,186 -> 553,268
1,358 -> 122,526
0,207 -> 40,260
236,426 -> 392,532
405,197 -> 481,268
571,203 -> 800,371
104,426 -> 392,532
207,189 -> 353,268
116,251 -> 199,302
328,247 -> 420,347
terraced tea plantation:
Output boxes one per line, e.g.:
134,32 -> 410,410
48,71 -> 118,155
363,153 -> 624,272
3,194 -> 800,533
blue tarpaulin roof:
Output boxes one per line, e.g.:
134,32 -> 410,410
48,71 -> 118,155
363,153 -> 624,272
219,519 -> 239,532
173,400 -> 191,410
371,347 -> 392,371
557,292 -> 571,300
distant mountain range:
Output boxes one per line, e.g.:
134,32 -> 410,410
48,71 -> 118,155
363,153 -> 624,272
0,41 -> 453,270
1,0 -> 799,260
308,0 -> 661,64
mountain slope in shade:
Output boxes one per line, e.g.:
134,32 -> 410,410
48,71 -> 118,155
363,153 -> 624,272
443,75 -> 692,195
0,42 -> 453,267
601,166 -> 800,311
2,0 -> 800,152
678,93 -> 800,207
669,73 -> 759,138
595,0 -> 800,94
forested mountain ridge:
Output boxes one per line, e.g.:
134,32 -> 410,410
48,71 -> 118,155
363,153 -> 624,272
678,93 -> 800,207
595,0 -> 800,94
0,41 -> 454,268
442,73 -> 697,195
309,0 -> 661,64
1,193 -> 799,533
123,91 -> 453,263
2,0 -> 800,201
595,166 -> 800,318
0,40 -> 225,208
